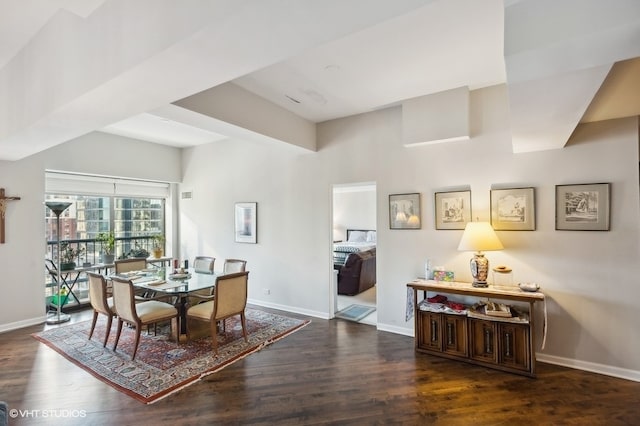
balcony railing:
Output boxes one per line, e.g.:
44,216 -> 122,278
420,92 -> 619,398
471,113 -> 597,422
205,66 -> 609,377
46,235 -> 162,265
44,236 -> 166,309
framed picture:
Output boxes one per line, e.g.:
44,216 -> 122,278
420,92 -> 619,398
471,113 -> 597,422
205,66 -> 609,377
389,193 -> 421,229
491,187 -> 535,231
435,190 -> 471,230
556,183 -> 610,231
235,202 -> 257,243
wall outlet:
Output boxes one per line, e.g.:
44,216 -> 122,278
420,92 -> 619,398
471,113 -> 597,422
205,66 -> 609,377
263,288 -> 270,295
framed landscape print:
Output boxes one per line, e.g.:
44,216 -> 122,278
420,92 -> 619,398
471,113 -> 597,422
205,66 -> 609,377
235,202 -> 257,243
491,187 -> 535,230
434,190 -> 471,230
555,183 -> 610,231
389,193 -> 421,229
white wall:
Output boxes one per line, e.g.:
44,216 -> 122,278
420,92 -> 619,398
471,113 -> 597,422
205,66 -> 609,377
333,187 -> 376,241
0,132 -> 181,331
180,84 -> 640,381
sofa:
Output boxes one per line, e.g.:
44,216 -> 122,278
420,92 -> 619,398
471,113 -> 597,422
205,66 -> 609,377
337,248 -> 376,295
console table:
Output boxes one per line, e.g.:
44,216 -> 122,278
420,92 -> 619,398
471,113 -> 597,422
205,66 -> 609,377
407,279 -> 545,378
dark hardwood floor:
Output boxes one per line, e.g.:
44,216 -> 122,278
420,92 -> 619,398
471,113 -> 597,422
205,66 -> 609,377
2,307 -> 640,425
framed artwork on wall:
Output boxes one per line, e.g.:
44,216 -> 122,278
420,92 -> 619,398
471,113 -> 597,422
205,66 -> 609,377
556,183 -> 610,231
434,190 -> 471,230
389,193 -> 421,229
235,202 -> 257,243
490,187 -> 536,230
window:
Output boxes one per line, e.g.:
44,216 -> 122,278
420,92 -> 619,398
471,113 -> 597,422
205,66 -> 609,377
45,172 -> 169,263
45,194 -> 165,262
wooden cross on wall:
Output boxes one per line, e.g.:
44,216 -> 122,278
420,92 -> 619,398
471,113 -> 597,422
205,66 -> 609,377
0,188 -> 21,244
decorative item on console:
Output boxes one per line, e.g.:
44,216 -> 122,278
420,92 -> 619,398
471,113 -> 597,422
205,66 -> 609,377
433,270 -> 455,282
492,265 -> 513,286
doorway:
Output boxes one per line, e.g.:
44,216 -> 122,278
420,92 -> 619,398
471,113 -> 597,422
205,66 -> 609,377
331,182 -> 377,325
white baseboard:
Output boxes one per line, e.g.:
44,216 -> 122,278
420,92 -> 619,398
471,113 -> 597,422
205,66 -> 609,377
377,322 -> 414,337
537,353 -> 640,383
0,315 -> 46,334
247,299 -> 330,320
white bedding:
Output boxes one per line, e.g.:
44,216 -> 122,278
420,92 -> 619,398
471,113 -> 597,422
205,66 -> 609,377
333,241 -> 376,253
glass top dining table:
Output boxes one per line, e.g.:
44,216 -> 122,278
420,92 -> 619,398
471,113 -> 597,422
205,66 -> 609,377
113,267 -> 220,295
111,267 -> 220,338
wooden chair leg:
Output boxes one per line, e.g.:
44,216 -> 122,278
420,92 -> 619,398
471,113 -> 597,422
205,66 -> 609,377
88,311 -> 98,340
103,315 -> 113,347
240,312 -> 248,342
113,319 -> 124,351
131,327 -> 142,360
211,321 -> 218,354
175,317 -> 179,344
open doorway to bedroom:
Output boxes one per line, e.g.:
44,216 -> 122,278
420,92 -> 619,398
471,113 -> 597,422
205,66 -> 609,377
332,182 -> 377,325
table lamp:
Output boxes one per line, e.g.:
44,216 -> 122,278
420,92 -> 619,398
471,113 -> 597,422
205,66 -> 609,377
457,221 -> 503,287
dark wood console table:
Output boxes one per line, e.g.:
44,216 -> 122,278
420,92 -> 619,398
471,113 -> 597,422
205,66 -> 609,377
407,279 -> 545,378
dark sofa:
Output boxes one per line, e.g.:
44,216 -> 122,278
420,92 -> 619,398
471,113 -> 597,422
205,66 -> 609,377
337,248 -> 376,295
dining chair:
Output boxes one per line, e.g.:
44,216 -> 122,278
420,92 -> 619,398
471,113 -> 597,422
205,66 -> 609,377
223,258 -> 247,274
193,256 -> 215,274
111,277 -> 179,360
186,256 -> 216,306
186,271 -> 249,354
115,257 -> 153,299
114,258 -> 147,274
86,272 -> 116,347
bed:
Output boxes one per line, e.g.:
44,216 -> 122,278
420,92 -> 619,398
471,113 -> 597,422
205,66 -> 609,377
333,229 -> 376,267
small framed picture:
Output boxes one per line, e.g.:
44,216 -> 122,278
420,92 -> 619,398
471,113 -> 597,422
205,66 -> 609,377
389,193 -> 421,229
556,183 -> 610,231
235,202 -> 257,243
435,190 -> 471,230
491,187 -> 535,231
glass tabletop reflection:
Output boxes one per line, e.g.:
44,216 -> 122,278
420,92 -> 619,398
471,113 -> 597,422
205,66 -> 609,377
116,268 -> 219,294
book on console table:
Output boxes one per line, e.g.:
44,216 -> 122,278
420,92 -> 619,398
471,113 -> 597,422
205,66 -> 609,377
467,304 -> 530,324
484,301 -> 512,317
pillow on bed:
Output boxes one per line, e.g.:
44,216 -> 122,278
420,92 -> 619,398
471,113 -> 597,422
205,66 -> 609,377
348,231 -> 367,242
366,231 -> 376,242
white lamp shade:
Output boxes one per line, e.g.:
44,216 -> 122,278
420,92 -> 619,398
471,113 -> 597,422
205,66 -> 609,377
457,222 -> 503,252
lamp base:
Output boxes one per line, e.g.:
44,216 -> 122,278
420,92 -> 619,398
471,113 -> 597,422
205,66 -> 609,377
46,312 -> 71,324
470,252 -> 490,288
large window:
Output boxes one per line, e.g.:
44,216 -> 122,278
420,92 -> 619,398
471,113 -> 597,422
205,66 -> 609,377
45,172 -> 169,263
45,194 -> 165,262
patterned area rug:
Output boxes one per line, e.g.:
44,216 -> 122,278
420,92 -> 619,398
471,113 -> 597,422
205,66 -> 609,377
335,304 -> 376,322
33,308 -> 310,404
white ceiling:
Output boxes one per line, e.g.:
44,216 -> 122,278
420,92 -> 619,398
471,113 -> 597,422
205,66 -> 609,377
0,0 -> 638,161
232,0 -> 505,123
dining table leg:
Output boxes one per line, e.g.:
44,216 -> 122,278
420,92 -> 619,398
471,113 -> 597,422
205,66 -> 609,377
177,294 -> 189,336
